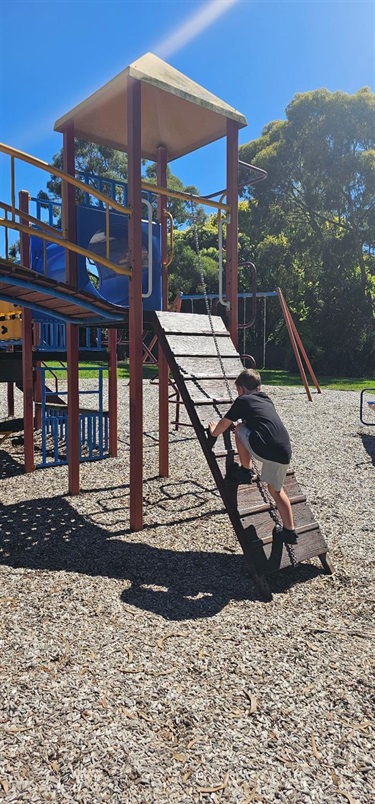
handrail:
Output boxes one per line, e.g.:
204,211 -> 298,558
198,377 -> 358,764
202,160 -> 268,201
217,193 -> 230,310
162,209 -> 174,269
0,143 -> 132,217
1,143 -> 231,213
0,200 -> 64,239
0,218 -> 132,277
0,142 -> 230,293
238,161 -> 268,185
141,198 -> 153,299
0,141 -> 134,280
238,262 -> 257,328
140,180 -> 230,213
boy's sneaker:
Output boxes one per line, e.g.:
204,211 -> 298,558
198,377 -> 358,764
225,464 -> 256,484
272,525 -> 298,545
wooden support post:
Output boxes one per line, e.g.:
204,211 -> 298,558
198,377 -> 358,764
108,328 -> 118,457
226,119 -> 239,348
7,346 -> 14,417
277,287 -> 321,394
128,77 -> 144,531
63,124 -> 80,494
7,382 -> 14,418
157,144 -> 169,477
276,287 -> 312,402
19,190 -> 34,472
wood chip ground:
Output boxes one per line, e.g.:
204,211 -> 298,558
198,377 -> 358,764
0,381 -> 374,803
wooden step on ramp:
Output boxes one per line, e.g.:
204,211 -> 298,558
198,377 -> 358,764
153,311 -> 333,601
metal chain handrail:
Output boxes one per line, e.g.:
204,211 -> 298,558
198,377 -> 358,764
189,196 -> 298,568
189,195 -> 234,405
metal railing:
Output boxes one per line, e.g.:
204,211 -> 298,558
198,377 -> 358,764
0,142 -> 232,291
0,142 -> 133,277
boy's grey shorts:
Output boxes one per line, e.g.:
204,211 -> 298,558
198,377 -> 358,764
236,422 -> 289,492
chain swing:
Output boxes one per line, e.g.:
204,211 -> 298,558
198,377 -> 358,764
189,196 -> 298,568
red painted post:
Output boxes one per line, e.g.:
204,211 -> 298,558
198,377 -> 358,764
108,328 -> 118,456
33,322 -> 42,429
276,288 -> 312,402
7,346 -> 14,417
128,77 -> 144,531
226,119 -> 239,348
277,288 -> 321,394
7,382 -> 14,417
19,190 -> 34,472
157,145 -> 169,477
63,124 -> 80,494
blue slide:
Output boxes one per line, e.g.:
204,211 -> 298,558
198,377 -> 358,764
30,206 -> 162,311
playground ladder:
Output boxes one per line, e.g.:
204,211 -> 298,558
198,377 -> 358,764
153,310 -> 333,602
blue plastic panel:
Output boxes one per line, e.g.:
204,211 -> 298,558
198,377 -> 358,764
29,206 -> 162,311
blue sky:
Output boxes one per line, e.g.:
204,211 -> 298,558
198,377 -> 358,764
0,0 -> 374,203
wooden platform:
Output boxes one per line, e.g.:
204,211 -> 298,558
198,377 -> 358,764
153,310 -> 333,601
0,257 -> 125,326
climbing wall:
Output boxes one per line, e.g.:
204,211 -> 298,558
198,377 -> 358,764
153,311 -> 333,601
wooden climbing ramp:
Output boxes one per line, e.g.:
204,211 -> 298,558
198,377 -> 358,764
153,311 -> 333,601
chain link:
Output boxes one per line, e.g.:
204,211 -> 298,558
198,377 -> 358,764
190,196 -> 234,404
189,197 -> 298,567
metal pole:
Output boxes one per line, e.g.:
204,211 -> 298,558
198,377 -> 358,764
157,145 -> 169,477
263,296 -> 267,369
63,123 -> 80,494
19,190 -> 34,472
108,328 -> 118,456
128,77 -> 144,531
226,119 -> 239,346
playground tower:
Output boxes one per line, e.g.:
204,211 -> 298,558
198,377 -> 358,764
54,52 -> 247,529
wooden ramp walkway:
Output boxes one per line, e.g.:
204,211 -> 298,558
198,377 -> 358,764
153,311 -> 333,601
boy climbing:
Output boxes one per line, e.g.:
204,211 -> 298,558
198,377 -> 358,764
208,368 -> 297,544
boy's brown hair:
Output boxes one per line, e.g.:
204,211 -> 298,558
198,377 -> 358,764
235,368 -> 261,392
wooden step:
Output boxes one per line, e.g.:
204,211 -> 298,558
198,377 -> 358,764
173,353 -> 239,359
182,373 -> 240,381
152,310 -> 332,600
238,493 -> 307,518
192,397 -> 233,406
163,330 -> 230,337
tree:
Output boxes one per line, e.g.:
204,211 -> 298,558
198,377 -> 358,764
43,140 -> 129,200
143,163 -> 205,228
37,139 -> 205,230
238,87 -> 375,375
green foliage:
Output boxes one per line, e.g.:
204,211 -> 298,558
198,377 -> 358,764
44,140 -> 129,201
39,140 -> 205,231
168,219 -> 222,298
33,92 -> 374,377
239,87 -> 375,375
144,163 -> 205,228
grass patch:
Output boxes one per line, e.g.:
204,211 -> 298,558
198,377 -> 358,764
43,362 -> 373,391
260,370 -> 374,392
43,361 -> 158,381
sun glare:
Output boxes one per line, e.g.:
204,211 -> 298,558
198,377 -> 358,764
154,0 -> 240,59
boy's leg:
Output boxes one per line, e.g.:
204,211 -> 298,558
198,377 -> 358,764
268,484 -> 295,530
234,426 -> 253,469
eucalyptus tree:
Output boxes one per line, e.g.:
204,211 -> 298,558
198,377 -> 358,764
239,87 -> 375,374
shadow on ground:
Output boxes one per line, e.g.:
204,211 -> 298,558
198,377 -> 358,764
0,495 -> 322,619
0,448 -> 24,479
360,432 -> 375,466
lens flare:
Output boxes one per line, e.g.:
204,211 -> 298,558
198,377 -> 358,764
154,0 -> 240,59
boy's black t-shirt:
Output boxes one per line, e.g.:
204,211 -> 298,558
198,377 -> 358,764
225,391 -> 291,464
